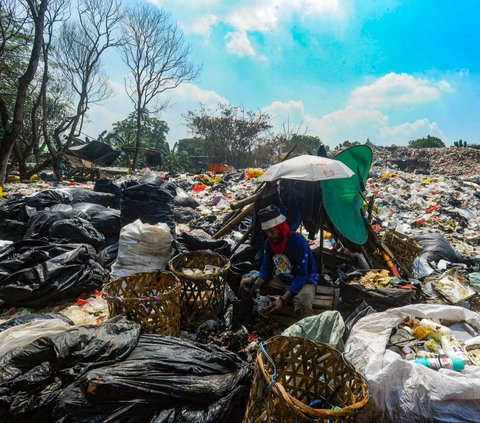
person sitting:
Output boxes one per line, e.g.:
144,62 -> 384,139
244,205 -> 319,319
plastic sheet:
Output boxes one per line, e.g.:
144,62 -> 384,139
54,335 -> 251,423
282,311 -> 346,350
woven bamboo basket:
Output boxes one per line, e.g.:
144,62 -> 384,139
243,336 -> 370,423
169,250 -> 231,330
382,230 -> 423,274
103,271 -> 181,336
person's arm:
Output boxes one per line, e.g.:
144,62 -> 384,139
257,241 -> 273,283
287,235 -> 310,295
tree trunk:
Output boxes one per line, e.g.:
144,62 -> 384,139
0,0 -> 48,188
132,107 -> 142,170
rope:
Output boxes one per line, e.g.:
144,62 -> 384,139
259,341 -> 277,390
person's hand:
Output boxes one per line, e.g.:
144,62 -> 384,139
268,297 -> 284,314
249,282 -> 260,298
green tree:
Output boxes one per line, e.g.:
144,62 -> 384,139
337,140 -> 361,148
177,137 -> 207,157
289,134 -> 322,154
408,135 -> 445,148
185,103 -> 272,168
104,110 -> 169,167
454,139 -> 468,147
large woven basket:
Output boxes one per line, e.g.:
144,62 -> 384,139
169,250 -> 230,330
382,230 -> 423,276
244,336 -> 370,423
103,271 -> 181,336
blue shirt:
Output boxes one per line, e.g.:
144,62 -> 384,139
258,232 -> 319,295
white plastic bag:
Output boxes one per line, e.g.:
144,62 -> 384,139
0,319 -> 72,358
345,304 -> 480,422
111,219 -> 172,279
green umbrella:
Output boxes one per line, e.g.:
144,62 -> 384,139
322,145 -> 373,245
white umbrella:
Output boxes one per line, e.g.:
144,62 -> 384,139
259,154 -> 354,182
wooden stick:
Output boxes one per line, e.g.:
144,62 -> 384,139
231,193 -> 259,210
213,203 -> 255,239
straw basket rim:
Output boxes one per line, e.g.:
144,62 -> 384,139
168,249 -> 231,280
257,335 -> 370,418
103,270 -> 181,302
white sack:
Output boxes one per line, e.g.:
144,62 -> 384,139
345,304 -> 480,423
111,219 -> 172,280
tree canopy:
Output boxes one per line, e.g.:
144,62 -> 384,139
185,103 -> 272,168
408,135 -> 445,148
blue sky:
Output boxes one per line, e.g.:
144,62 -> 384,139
84,0 -> 480,148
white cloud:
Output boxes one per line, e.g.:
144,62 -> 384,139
224,30 -> 256,57
349,72 -> 447,109
182,14 -> 218,37
226,0 -> 342,33
260,99 -> 444,147
262,100 -> 305,121
379,119 -> 444,142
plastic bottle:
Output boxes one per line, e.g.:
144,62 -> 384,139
419,319 -> 452,340
413,324 -> 432,340
415,357 -> 464,372
441,335 -> 470,363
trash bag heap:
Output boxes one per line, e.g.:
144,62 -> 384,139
1,144 -> 480,422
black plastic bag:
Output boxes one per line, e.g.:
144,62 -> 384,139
54,335 -> 251,423
24,210 -> 88,240
413,232 -> 461,263
179,232 -> 232,256
48,218 -> 106,252
0,313 -> 74,333
0,219 -> 27,241
0,190 -> 72,222
94,178 -> 122,209
59,188 -> 115,208
173,206 -> 199,224
0,242 -> 108,307
174,193 -> 200,209
120,183 -> 175,233
0,317 -> 141,422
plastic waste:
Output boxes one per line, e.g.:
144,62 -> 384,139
54,335 -> 251,423
111,219 -> 172,279
419,318 -> 452,340
415,356 -> 464,372
441,334 -> 470,363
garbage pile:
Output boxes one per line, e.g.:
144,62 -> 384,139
1,152 -> 480,422
369,145 -> 480,177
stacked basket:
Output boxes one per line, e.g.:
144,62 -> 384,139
169,250 -> 230,331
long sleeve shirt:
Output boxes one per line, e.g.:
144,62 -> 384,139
258,233 -> 319,295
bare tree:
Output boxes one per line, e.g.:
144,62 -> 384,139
120,3 -> 200,170
0,0 -> 49,187
27,0 -> 122,177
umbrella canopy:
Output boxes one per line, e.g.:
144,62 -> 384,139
259,154 -> 354,182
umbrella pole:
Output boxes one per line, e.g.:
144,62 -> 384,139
318,204 -> 324,284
